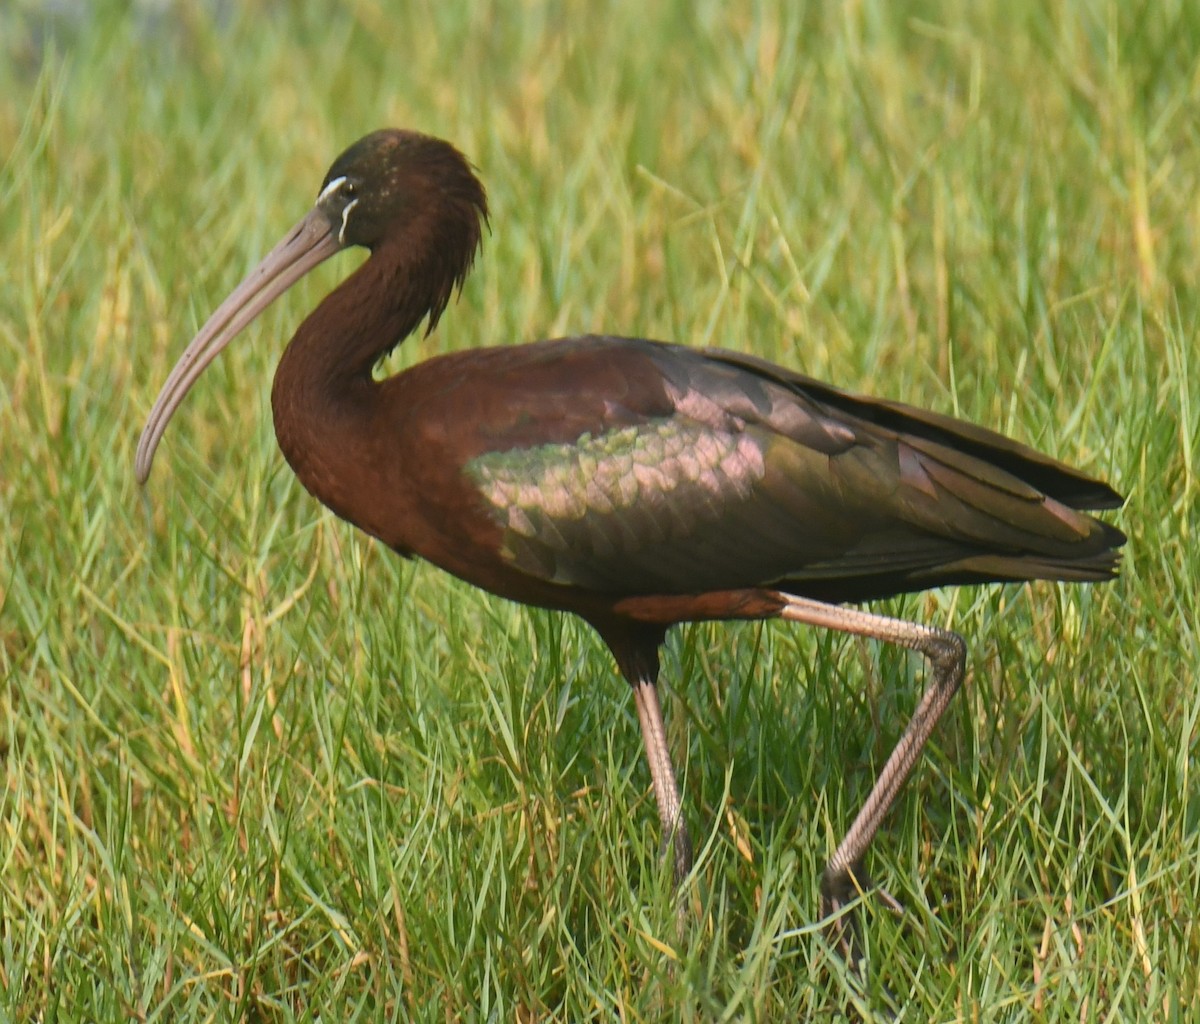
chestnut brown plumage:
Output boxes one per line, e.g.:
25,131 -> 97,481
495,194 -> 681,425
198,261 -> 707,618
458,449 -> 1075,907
136,129 -> 1124,963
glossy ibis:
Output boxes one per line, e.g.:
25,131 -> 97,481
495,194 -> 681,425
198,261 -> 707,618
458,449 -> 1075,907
136,129 -> 1124,958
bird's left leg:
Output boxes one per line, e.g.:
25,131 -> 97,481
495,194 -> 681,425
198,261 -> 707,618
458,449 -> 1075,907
631,670 -> 694,884
775,593 -> 966,965
595,623 -> 693,885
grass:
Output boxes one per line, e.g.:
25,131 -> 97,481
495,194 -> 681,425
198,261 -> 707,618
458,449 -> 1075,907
2,0 -> 1198,1018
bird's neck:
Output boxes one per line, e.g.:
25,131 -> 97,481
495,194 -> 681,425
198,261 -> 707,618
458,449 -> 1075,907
280,241 -> 435,386
269,241 -> 434,508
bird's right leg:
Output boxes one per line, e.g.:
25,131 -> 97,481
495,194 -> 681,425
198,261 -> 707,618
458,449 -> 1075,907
775,594 -> 966,965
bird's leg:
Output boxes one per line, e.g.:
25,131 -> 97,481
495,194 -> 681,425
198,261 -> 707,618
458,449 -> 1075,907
631,673 -> 694,884
776,594 -> 966,965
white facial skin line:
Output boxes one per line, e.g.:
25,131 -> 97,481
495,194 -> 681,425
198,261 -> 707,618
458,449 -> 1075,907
317,175 -> 347,204
339,198 -> 359,244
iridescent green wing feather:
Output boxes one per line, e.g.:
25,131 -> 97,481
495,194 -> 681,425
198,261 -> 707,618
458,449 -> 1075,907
466,413 -> 782,590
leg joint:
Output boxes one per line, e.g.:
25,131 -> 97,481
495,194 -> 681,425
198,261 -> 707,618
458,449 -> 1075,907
927,629 -> 966,676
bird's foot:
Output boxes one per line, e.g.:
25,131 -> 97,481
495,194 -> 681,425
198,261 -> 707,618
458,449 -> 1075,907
660,821 -> 695,936
819,860 -> 904,972
665,822 -> 694,887
820,865 -> 868,972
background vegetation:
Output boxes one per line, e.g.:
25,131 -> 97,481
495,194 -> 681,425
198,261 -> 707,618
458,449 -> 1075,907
2,0 -> 1197,1019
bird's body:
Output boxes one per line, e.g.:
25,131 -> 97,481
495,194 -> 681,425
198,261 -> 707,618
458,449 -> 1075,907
276,329 -> 1120,618
137,129 -> 1124,965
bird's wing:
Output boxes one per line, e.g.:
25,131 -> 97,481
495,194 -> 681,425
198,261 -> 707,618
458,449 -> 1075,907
705,347 -> 1124,510
460,339 -> 1119,600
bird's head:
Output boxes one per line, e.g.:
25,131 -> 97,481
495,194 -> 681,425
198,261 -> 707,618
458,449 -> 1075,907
135,129 -> 488,483
315,129 -> 488,254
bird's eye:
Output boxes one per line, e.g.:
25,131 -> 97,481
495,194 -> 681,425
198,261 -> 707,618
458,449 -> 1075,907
342,181 -> 357,198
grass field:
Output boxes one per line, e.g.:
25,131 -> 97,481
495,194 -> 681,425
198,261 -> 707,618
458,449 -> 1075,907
2,0 -> 1198,1019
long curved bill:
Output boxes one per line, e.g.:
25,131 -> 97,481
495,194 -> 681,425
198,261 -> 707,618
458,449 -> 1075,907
135,206 -> 344,484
